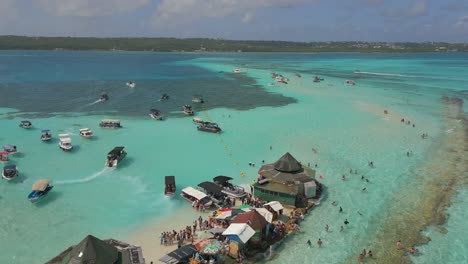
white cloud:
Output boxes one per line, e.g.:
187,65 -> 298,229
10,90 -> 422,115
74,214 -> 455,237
37,0 -> 150,17
152,0 -> 312,26
455,15 -> 468,30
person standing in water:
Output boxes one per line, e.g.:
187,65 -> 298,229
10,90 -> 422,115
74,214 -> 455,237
339,206 -> 343,213
307,240 -> 311,247
317,238 -> 322,248
325,224 -> 329,232
340,226 -> 344,232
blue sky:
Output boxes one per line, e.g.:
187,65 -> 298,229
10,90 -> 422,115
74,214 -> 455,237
0,0 -> 467,42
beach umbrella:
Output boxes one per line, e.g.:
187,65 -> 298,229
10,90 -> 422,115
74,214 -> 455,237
199,239 -> 221,255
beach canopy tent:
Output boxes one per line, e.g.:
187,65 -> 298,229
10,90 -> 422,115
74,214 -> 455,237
231,210 -> 269,231
197,181 -> 224,196
46,235 -> 119,264
159,244 -> 198,264
264,201 -> 284,212
222,223 -> 256,243
254,208 -> 273,223
32,179 -> 52,191
181,187 -> 208,200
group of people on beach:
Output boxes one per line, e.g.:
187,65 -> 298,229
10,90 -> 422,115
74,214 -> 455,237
159,216 -> 213,248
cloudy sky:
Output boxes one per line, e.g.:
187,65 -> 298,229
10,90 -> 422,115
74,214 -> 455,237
0,0 -> 467,42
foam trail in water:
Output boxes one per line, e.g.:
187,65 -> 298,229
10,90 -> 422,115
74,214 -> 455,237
354,71 -> 468,82
55,167 -> 111,185
85,100 -> 102,106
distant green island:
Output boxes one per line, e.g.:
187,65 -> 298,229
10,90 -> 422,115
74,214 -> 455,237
0,36 -> 467,52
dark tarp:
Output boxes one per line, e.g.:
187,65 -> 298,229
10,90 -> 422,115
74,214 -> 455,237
213,176 -> 233,184
273,152 -> 302,172
197,181 -> 223,196
108,146 -> 125,156
231,210 -> 268,231
165,176 -> 175,185
159,244 -> 197,263
46,235 -> 119,264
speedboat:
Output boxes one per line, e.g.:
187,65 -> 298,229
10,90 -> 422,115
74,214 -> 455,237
27,179 -> 53,203
41,130 -> 52,141
313,76 -> 321,83
2,164 -> 18,181
344,80 -> 355,85
193,117 -> 204,123
160,94 -> 169,100
59,134 -> 73,151
182,105 -> 194,115
233,68 -> 242,73
0,151 -> 9,162
126,82 -> 136,88
105,146 -> 127,167
197,181 -> 227,206
19,120 -> 32,128
3,144 -> 17,154
99,93 -> 109,101
99,119 -> 122,129
149,109 -> 164,120
213,176 -> 247,198
79,128 -> 93,138
295,74 -> 302,78
192,95 -> 204,103
181,187 -> 213,208
197,122 -> 221,133
164,176 -> 176,196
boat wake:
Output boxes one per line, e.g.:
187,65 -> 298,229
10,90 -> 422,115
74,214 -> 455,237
354,71 -> 468,82
85,100 -> 103,106
55,167 -> 112,185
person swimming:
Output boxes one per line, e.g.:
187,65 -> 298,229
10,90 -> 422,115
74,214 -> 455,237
339,206 -> 343,213
342,175 -> 346,181
307,240 -> 311,247
344,219 -> 349,225
362,188 -> 366,192
332,201 -> 337,206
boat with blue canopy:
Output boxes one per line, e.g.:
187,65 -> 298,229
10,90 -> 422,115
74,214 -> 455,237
27,179 -> 53,202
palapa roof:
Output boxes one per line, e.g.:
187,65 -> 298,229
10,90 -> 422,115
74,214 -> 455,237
231,210 -> 268,231
258,152 -> 315,185
46,235 -> 119,264
273,152 -> 302,172
32,179 -> 51,191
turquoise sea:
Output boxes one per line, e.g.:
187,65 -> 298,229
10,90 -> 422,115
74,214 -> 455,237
0,51 -> 467,264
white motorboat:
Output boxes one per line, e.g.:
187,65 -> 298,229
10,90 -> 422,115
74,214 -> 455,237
126,82 -> 136,88
19,120 -> 32,128
182,105 -> 194,115
344,80 -> 355,85
105,146 -> 127,167
149,109 -> 164,120
79,128 -> 93,138
41,130 -> 52,141
58,134 -> 73,151
2,164 -> 18,181
233,68 -> 242,73
181,187 -> 213,208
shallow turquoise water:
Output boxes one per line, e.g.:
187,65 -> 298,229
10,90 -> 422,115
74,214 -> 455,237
0,52 -> 466,263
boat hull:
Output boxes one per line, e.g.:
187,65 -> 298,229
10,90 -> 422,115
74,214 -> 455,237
59,145 -> 73,151
27,186 -> 53,203
2,171 -> 18,181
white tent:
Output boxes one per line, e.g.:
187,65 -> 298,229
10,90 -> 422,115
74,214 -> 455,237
264,201 -> 284,212
181,187 -> 207,200
222,223 -> 255,244
254,208 -> 273,223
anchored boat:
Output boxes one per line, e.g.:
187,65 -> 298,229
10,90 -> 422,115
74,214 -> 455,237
27,179 -> 53,202
0,151 -> 9,162
197,122 -> 221,133
149,109 -> 164,120
182,105 -> 194,115
213,176 -> 247,198
160,93 -> 170,100
79,128 -> 93,138
126,82 -> 136,88
3,144 -> 17,154
41,130 -> 52,141
164,176 -> 176,196
105,146 -> 127,167
192,95 -> 204,103
197,181 -> 227,206
58,134 -> 73,151
19,120 -> 32,128
181,187 -> 213,208
99,119 -> 122,129
2,164 -> 18,181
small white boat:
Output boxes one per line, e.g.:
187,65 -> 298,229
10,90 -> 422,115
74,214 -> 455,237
19,120 -> 32,129
2,164 -> 18,181
192,95 -> 204,103
0,151 -> 9,162
79,128 -> 93,138
105,146 -> 127,168
99,119 -> 122,129
344,80 -> 355,85
58,134 -> 73,151
149,109 -> 164,120
182,105 -> 194,115
181,187 -> 213,208
3,145 -> 17,155
98,93 -> 109,102
193,117 -> 203,123
233,68 -> 242,73
41,130 -> 52,141
126,82 -> 136,88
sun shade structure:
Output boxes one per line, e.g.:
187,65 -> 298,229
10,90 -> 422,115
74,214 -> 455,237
264,201 -> 284,212
46,235 -> 144,264
159,244 -> 198,264
254,208 -> 273,223
32,179 -> 52,191
213,175 -> 233,184
197,181 -> 224,196
181,187 -> 208,200
222,223 -> 256,243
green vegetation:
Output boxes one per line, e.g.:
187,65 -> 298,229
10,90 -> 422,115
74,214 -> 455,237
0,36 -> 467,52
